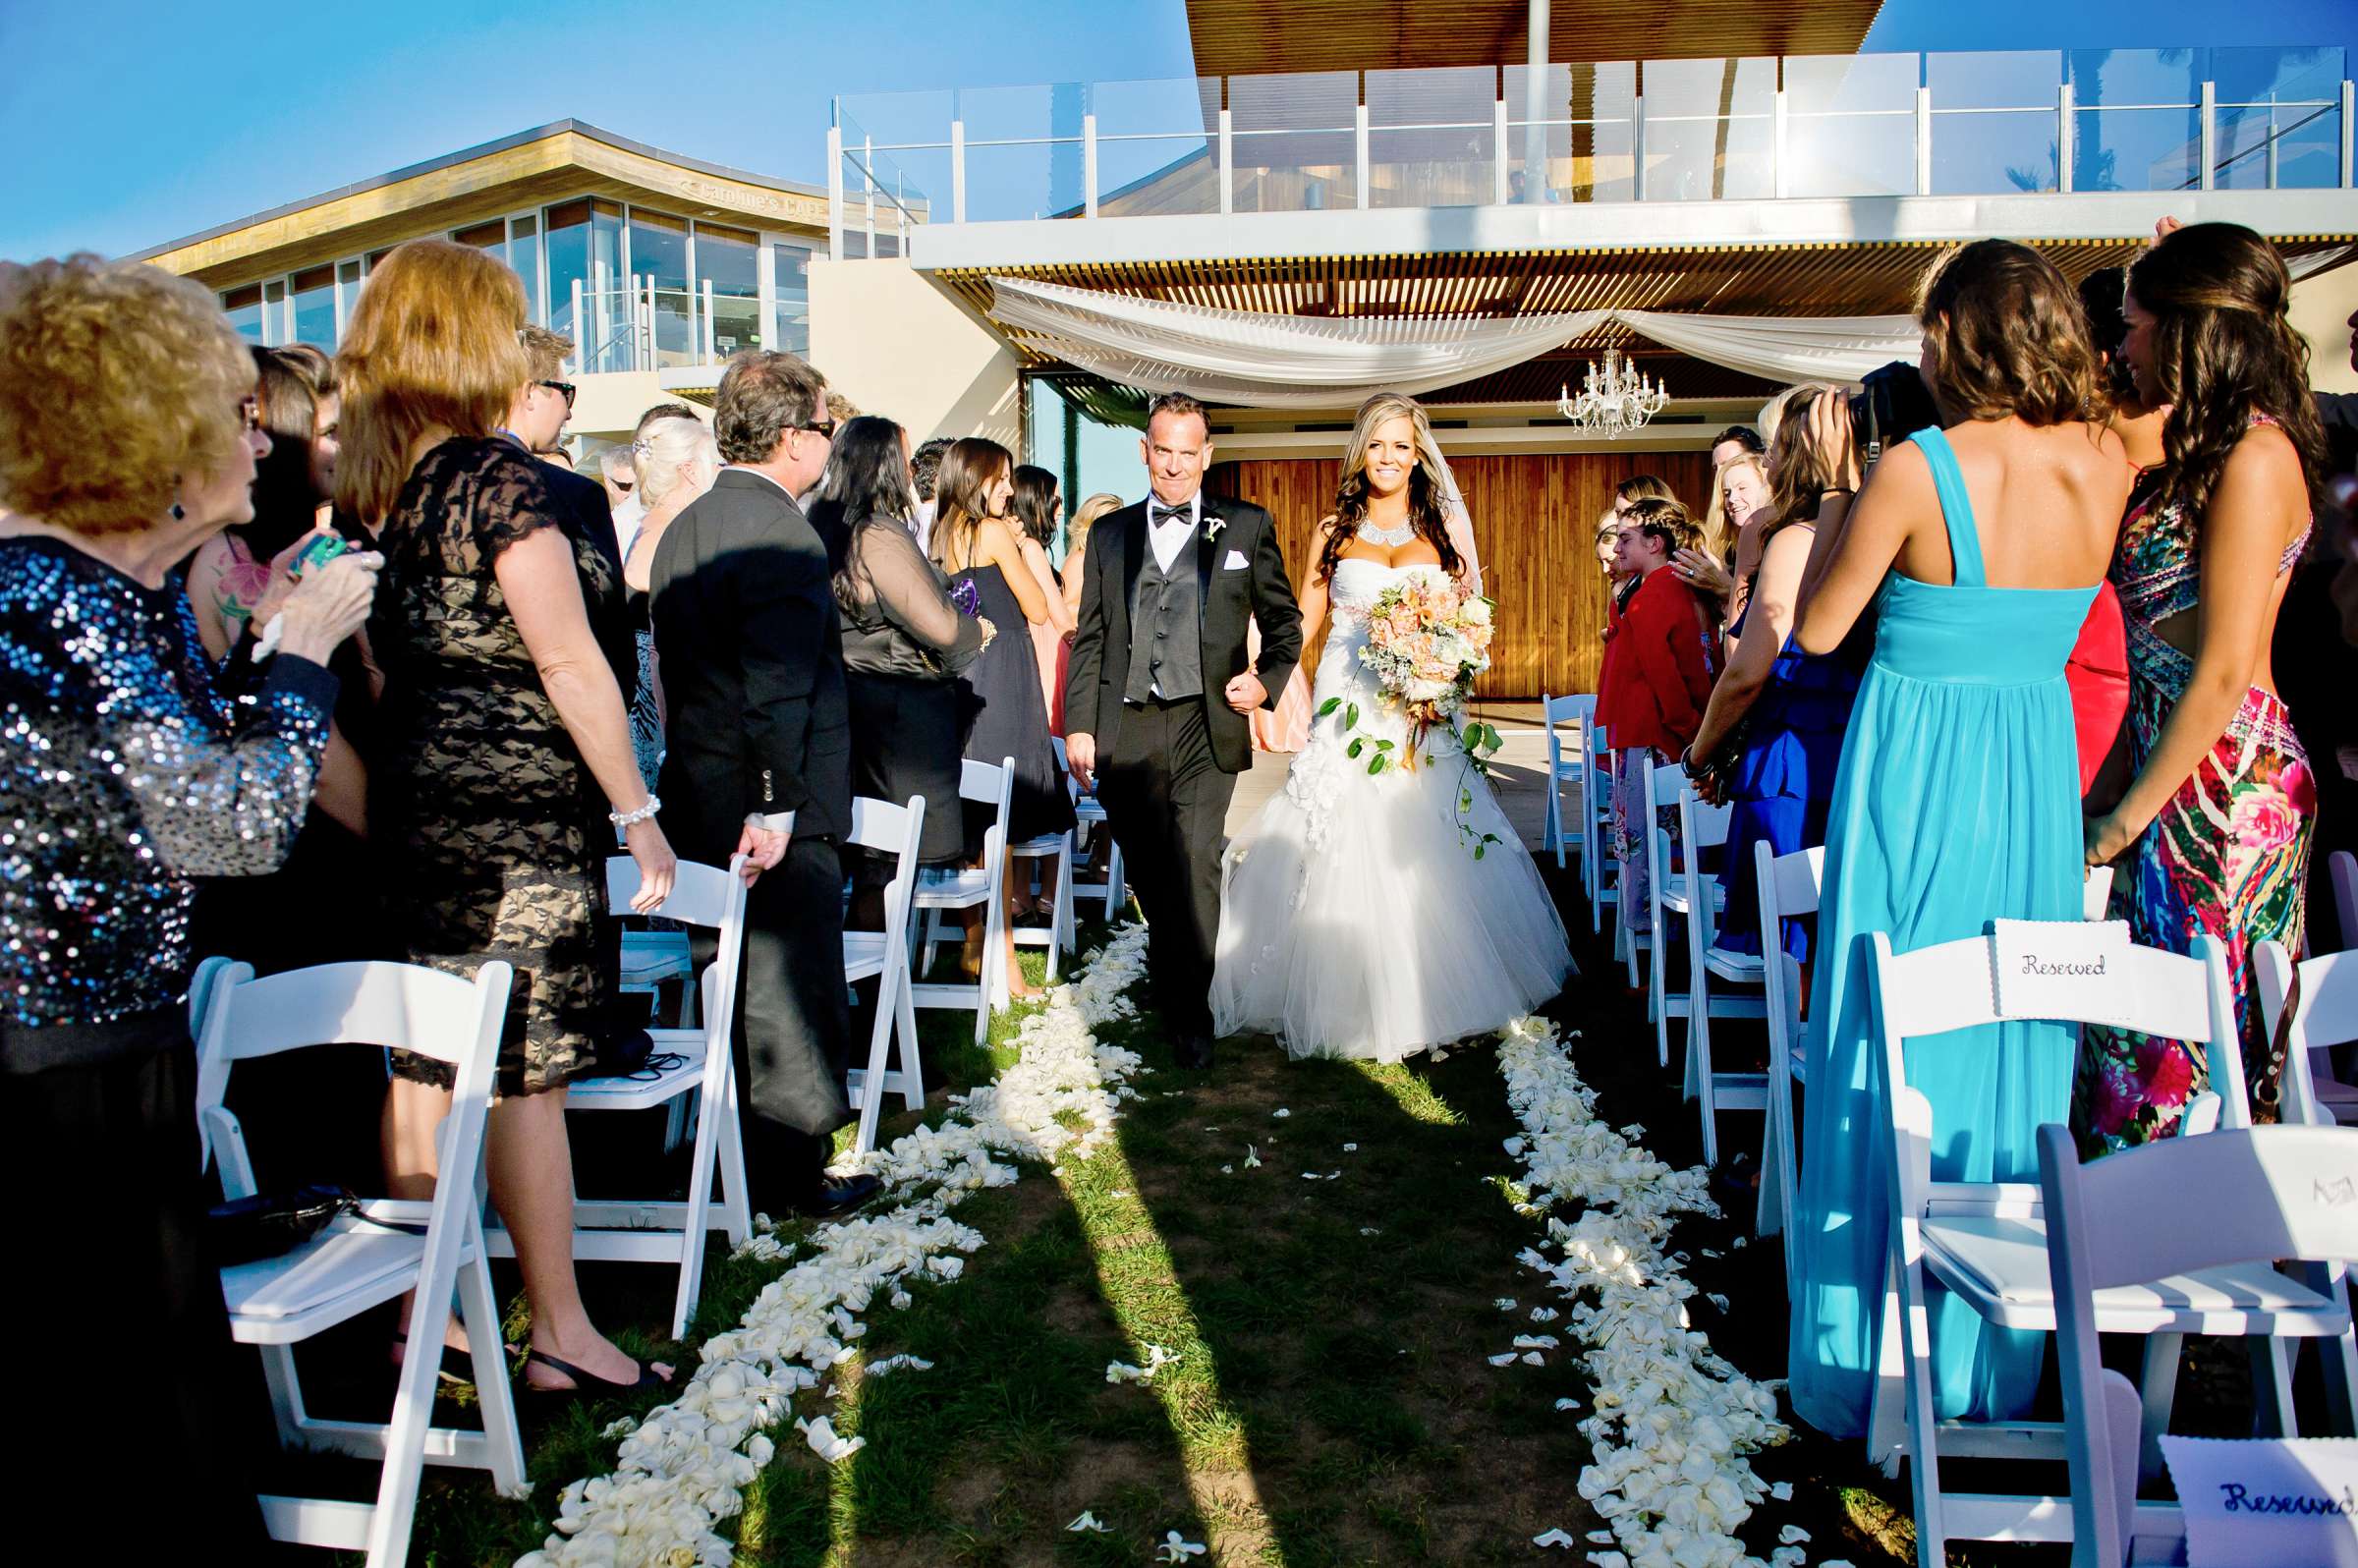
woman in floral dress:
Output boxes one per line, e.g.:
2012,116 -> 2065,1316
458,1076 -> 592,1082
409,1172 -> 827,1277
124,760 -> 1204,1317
2077,222 -> 2330,1149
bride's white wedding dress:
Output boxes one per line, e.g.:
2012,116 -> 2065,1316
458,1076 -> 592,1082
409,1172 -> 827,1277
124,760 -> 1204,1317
1210,559 -> 1574,1061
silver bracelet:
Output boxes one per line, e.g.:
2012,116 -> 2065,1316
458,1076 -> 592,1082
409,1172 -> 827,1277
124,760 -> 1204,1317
609,795 -> 661,828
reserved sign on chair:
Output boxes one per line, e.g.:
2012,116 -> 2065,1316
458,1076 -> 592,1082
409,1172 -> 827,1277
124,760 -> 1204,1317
2162,1434 -> 2358,1565
1990,918 -> 2134,1024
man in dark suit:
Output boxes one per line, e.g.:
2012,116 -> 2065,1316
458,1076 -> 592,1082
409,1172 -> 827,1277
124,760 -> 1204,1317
1064,391 -> 1302,1069
649,350 -> 876,1217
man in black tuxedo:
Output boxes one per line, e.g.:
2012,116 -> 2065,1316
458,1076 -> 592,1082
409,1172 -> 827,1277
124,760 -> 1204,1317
649,350 -> 876,1217
1065,391 -> 1302,1068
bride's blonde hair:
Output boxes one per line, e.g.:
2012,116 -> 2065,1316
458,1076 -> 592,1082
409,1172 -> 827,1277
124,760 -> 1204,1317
1320,391 -> 1462,585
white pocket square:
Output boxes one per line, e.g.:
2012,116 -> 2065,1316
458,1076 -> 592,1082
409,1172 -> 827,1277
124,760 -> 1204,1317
1222,550 -> 1250,571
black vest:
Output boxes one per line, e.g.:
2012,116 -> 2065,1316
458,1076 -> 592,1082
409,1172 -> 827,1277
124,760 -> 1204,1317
1125,538 -> 1203,703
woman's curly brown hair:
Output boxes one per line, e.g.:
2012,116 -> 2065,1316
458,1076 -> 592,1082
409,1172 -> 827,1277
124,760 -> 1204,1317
1917,239 -> 2101,429
2127,221 -> 2329,526
0,254 -> 253,535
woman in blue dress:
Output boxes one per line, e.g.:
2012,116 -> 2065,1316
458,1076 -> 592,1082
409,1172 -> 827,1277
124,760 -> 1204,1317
1783,240 -> 2134,1440
1688,388 -> 1862,971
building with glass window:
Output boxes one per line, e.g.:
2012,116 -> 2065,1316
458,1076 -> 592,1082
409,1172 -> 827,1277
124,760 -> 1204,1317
131,120 -> 833,441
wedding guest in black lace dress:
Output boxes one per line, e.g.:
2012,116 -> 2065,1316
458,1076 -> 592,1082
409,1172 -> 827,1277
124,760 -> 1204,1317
0,254 -> 381,1547
344,240 -> 676,1396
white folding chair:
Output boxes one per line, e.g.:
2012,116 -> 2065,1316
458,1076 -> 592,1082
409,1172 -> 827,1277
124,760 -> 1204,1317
844,794 -> 926,1155
619,926 -> 696,1029
1007,825 -> 1076,980
914,755 -> 1015,1044
195,960 -> 527,1567
1674,786 -> 1770,1163
1540,693 -> 1595,871
1757,856 -> 2108,1269
1861,927 -> 2345,1561
1638,756 -> 1720,1061
1619,749 -> 1669,989
2041,1122 -> 2358,1568
1059,735 -> 1127,923
2254,937 -> 2358,1431
525,855 -> 752,1339
1582,721 -> 1616,936
2261,936 -> 2358,1130
1751,842 -> 1824,1267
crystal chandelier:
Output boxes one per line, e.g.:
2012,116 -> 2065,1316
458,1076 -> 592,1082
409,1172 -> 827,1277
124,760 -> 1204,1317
1556,349 -> 1668,437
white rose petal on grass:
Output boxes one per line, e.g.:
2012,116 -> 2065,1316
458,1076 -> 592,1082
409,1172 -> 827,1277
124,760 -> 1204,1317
1769,1481 -> 1795,1502
1244,1145 -> 1263,1168
1587,1554 -> 1630,1568
1157,1531 -> 1207,1561
1271,1108 -> 1291,1119
1520,1351 -> 1545,1366
1769,1550 -> 1806,1568
1555,1397 -> 1579,1412
1513,1334 -> 1561,1350
1586,1530 -> 1616,1545
1220,1165 -> 1235,1175
1066,1511 -> 1110,1534
1529,1307 -> 1559,1323
796,1417 -> 865,1464
599,1416 -> 636,1438
1488,1352 -> 1519,1367
1532,1528 -> 1577,1548
1342,1143 -> 1359,1151
1778,1525 -> 1812,1545
1358,1226 -> 1382,1236
1494,1297 -> 1518,1311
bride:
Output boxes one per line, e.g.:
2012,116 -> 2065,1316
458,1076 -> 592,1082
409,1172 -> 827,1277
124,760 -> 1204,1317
1211,393 -> 1574,1061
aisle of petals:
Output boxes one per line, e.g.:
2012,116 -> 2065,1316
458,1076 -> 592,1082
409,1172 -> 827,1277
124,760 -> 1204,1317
1494,1015 -> 1800,1568
517,924 -> 1152,1568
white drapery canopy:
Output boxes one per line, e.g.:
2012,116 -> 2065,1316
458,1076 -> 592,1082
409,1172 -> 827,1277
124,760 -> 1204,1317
984,276 -> 1923,409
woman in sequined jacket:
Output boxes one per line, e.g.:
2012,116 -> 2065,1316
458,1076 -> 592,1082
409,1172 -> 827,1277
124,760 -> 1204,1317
0,254 -> 381,1546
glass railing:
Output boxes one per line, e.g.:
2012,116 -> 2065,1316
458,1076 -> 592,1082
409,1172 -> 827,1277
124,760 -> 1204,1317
563,281 -> 764,375
831,44 -> 2348,237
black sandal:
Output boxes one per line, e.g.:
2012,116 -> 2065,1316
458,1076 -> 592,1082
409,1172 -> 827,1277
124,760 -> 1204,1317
392,1331 -> 493,1387
524,1348 -> 672,1398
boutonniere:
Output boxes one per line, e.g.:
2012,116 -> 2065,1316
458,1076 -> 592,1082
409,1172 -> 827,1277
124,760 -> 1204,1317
1202,515 -> 1225,543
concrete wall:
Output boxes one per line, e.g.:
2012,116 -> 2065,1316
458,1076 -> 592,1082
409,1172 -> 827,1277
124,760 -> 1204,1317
808,257 -> 1021,447
2293,256 -> 2358,395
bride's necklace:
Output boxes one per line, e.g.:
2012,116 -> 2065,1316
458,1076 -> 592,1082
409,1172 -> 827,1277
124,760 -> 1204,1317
1356,517 -> 1416,548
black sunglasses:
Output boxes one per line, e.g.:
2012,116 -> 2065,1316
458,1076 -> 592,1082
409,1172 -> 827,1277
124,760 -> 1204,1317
796,418 -> 838,440
537,379 -> 578,410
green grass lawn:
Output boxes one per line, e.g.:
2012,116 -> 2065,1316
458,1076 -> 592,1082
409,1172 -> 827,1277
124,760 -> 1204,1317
277,879 -> 2284,1566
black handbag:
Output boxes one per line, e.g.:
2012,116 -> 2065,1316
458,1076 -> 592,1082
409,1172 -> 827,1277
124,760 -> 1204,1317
207,1184 -> 357,1266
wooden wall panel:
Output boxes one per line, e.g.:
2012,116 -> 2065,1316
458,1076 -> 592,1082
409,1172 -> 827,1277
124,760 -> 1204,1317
1208,450 -> 1715,698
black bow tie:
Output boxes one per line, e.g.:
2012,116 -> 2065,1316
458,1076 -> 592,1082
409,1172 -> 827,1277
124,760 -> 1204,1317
1151,503 -> 1191,527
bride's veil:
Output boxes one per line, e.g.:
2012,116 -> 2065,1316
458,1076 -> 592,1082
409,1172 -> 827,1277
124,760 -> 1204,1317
1422,429 -> 1483,593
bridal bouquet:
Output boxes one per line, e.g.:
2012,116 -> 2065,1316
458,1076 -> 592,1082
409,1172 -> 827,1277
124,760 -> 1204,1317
1320,575 -> 1502,775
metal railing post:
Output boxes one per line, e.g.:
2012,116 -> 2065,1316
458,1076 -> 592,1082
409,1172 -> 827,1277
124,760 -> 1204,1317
2057,82 -> 2074,194
1355,100 -> 1372,207
1633,94 -> 1647,199
951,119 -> 967,223
1916,84 -> 1934,195
702,280 -> 715,362
569,278 -> 584,374
863,135 -> 877,256
2200,80 -> 2217,190
826,127 -> 844,256
1770,86 -> 1787,198
1084,113 -> 1099,217
643,276 -> 656,371
2344,81 -> 2355,188
1218,105 -> 1234,215
2266,99 -> 2279,189
1493,96 -> 1510,203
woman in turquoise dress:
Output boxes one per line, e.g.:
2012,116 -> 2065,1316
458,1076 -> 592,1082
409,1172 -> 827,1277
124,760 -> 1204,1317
1783,240 -> 2134,1440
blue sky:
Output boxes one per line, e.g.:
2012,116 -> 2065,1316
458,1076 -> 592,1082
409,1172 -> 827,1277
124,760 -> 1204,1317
3,0 -> 2353,262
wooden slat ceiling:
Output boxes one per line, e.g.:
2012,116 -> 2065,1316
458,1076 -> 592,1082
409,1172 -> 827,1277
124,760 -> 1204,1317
946,234 -> 2356,408
1183,0 -> 1886,78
